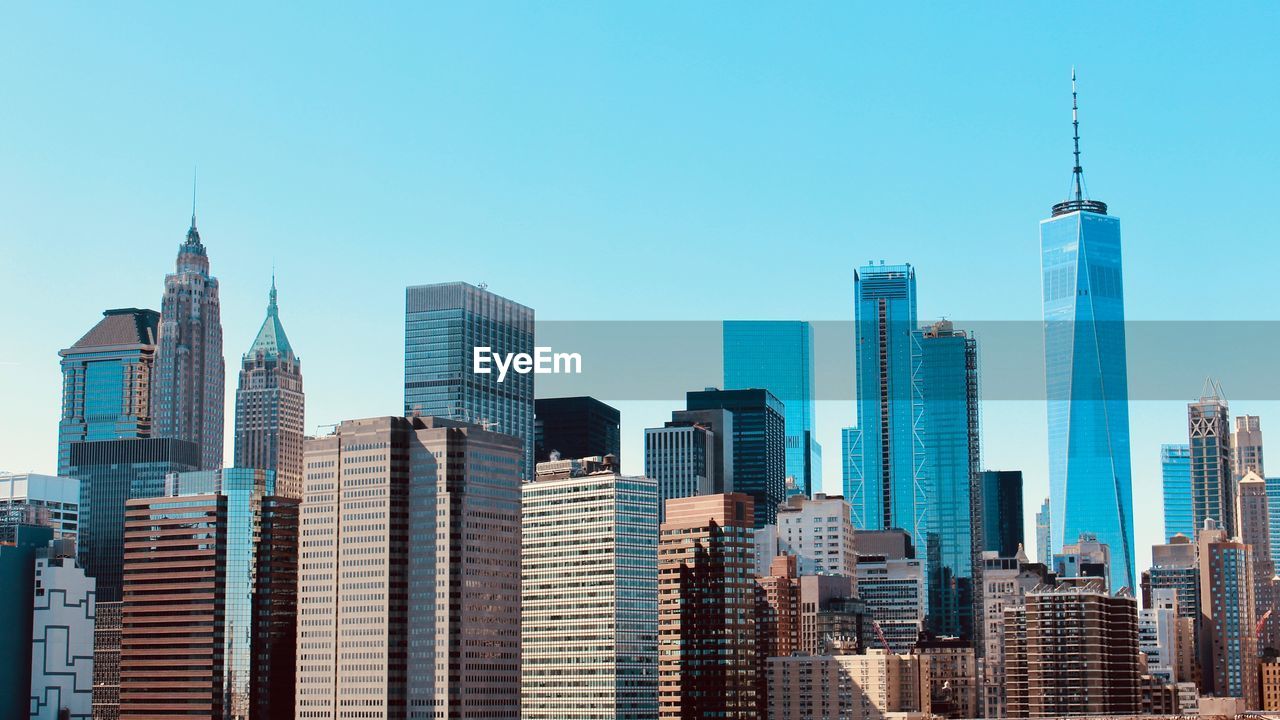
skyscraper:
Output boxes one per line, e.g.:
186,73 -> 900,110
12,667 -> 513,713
1268,476 -> 1280,570
533,396 -> 621,463
776,493 -> 858,577
1034,497 -> 1051,565
1041,73 -> 1134,592
645,419 -> 723,522
234,277 -> 305,498
844,262 -> 917,533
981,470 -> 1025,557
404,281 -> 535,479
153,213 -> 224,470
57,308 -> 159,475
686,388 -> 786,527
296,416 -> 523,719
912,319 -> 981,641
1197,519 -> 1258,705
1233,414 -> 1264,479
522,459 -> 659,719
978,549 -> 1056,719
855,529 -> 926,654
658,493 -> 757,718
1144,534 -> 1199,621
1237,471 -> 1278,651
1161,444 -> 1193,541
723,320 -> 820,497
1188,380 -> 1234,533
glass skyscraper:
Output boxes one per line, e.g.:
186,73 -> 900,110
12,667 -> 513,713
686,388 -> 786,527
57,308 -> 160,475
723,320 -> 820,497
1161,444 -> 1193,540
1188,382 -> 1234,534
844,263 -> 917,533
404,282 -> 535,479
1040,78 -> 1135,591
981,470 -> 1024,558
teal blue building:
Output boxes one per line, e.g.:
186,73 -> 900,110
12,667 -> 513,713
1161,444 -> 1193,541
722,320 -> 819,497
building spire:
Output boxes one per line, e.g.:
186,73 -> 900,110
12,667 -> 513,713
190,167 -> 198,230
268,270 -> 278,316
1051,68 -> 1107,217
1071,67 -> 1083,202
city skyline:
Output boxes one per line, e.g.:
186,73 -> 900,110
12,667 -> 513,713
5,4 -> 1280,578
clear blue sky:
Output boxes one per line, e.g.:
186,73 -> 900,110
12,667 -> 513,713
3,3 -> 1279,573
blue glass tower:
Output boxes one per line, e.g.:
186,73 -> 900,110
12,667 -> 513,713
723,320 -> 820,497
844,263 -> 917,536
1268,477 -> 1280,570
1041,72 -> 1135,591
1161,444 -> 1193,540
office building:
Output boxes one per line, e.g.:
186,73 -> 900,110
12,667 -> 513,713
912,319 -> 981,641
981,471 -> 1023,558
658,493 -> 756,719
1189,381 -> 1234,534
56,308 -> 159,475
644,413 -> 727,522
1239,471 -> 1280,650
404,281 -> 535,479
1197,518 -> 1258,705
1033,498 -> 1051,565
1143,533 -> 1200,621
93,602 -> 121,720
522,460 -> 659,719
723,320 -> 820,497
1161,444 -> 1193,541
234,277 -> 305,499
776,493 -> 858,578
533,396 -> 621,463
798,574 -> 858,655
0,473 -> 79,541
855,530 -> 925,653
1040,76 -> 1135,593
0,523 -> 54,720
1004,579 -> 1140,718
978,549 -> 1056,718
686,388 -> 785,527
1233,414 -> 1264,479
845,262 -> 917,536
1052,532 -> 1112,591
120,468 -> 297,719
296,416 -> 523,718
765,648 -> 926,720
755,555 -> 801,715
1269,476 -> 1280,571
29,552 -> 95,720
1138,588 -> 1187,684
153,215 -> 224,470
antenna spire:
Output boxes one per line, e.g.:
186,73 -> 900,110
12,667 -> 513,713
1051,68 -> 1107,217
1071,68 -> 1083,202
191,167 -> 198,228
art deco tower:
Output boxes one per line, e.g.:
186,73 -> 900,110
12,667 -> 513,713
154,210 -> 225,470
235,277 -> 304,498
1040,70 -> 1135,592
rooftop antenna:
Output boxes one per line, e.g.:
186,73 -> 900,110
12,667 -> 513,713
191,167 -> 198,227
1071,67 -> 1083,202
1051,68 -> 1107,217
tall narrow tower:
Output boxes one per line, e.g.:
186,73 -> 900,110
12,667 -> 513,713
154,209 -> 225,470
1040,70 -> 1135,592
235,277 -> 305,498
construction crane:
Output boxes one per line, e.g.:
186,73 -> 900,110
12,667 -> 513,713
871,620 -> 892,653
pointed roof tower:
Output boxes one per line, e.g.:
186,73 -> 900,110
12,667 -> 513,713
247,274 -> 295,360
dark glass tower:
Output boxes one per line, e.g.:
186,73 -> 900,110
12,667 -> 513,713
534,396 -> 620,463
154,213 -> 225,470
686,388 -> 785,527
981,470 -> 1025,557
57,308 -> 160,475
1041,71 -> 1135,591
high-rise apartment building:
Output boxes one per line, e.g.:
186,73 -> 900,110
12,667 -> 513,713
755,554 -> 801,715
981,470 -> 1024,557
0,473 -> 79,541
57,308 -> 159,475
916,635 -> 979,719
296,416 -> 523,719
1138,588 -> 1186,684
404,282 -> 535,479
855,529 -> 925,654
766,648 -> 924,720
1040,75 -> 1134,593
686,388 -> 785,527
1197,518 -> 1258,705
723,320 -> 820,497
1143,534 -> 1199,621
1189,381 -> 1234,534
1161,444 -> 1193,541
29,552 -> 96,720
1233,414 -> 1264,479
522,460 -> 659,719
533,396 -> 621,463
153,215 -> 224,470
120,468 -> 297,719
234,277 -> 305,498
1238,471 -> 1279,650
979,550 -> 1056,719
1052,532 -> 1112,590
912,319 -> 981,641
776,493 -> 858,577
658,493 -> 756,719
844,263 -> 917,534
1004,579 -> 1140,718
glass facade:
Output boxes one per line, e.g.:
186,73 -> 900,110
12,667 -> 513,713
686,388 -> 786,527
722,320 -> 819,497
404,282 -> 535,479
845,263 -> 917,534
1041,208 -> 1135,592
1189,389 -> 1234,534
1269,477 -> 1280,570
981,470 -> 1024,558
1161,444 -> 1193,540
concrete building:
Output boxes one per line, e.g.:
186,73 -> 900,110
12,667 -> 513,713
915,635 -> 978,719
799,574 -> 858,655
92,602 -> 121,720
234,278 -> 304,499
644,419 -> 723,522
295,416 -> 523,719
1004,579 -> 1140,718
978,549 -> 1056,718
0,473 -> 79,541
1142,533 -> 1199,621
522,459 -> 658,719
855,530 -> 925,654
765,647 -> 926,720
756,555 -> 801,715
1261,655 -> 1280,711
29,553 -> 95,720
1238,470 -> 1280,651
1139,588 -> 1183,683
1197,518 -> 1259,706
1233,414 -> 1264,480
153,215 -> 225,470
776,493 -> 858,578
658,493 -> 756,719
1051,532 -> 1111,591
